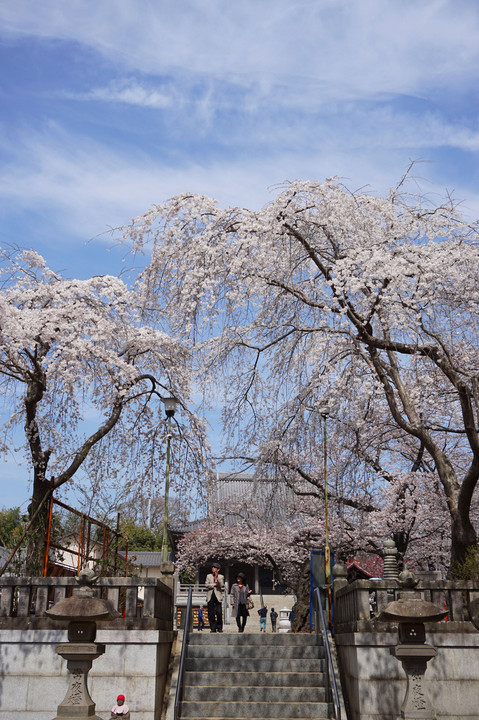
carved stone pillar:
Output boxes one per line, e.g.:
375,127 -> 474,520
379,571 -> 447,720
53,641 -> 105,719
390,623 -> 438,719
46,568 -> 119,719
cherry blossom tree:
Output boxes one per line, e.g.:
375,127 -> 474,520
176,472 -> 453,631
175,486 -> 320,593
0,248 -> 207,573
177,468 -> 452,584
249,401 -> 454,571
123,174 -> 479,571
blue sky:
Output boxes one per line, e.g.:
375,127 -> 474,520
1,0 -> 479,509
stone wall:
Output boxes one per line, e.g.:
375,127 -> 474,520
335,627 -> 479,720
0,626 -> 175,720
334,578 -> 479,720
0,574 -> 175,719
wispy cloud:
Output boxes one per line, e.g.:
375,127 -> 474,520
1,1 -> 479,104
1,116 -> 478,253
71,79 -> 178,110
0,0 -> 478,244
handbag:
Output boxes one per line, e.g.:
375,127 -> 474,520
246,597 -> 254,610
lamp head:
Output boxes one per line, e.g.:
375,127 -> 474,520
163,397 -> 177,417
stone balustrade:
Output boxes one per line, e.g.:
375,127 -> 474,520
334,577 -> 479,632
0,575 -> 173,631
332,576 -> 479,720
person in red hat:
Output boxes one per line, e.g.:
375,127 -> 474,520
111,693 -> 130,717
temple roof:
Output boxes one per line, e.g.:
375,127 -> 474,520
208,471 -> 297,527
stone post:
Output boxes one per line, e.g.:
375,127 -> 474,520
332,563 -> 348,593
383,538 -> 400,582
390,623 -> 438,720
46,568 -> 118,720
54,632 -> 105,719
160,560 -> 176,591
379,572 -> 447,720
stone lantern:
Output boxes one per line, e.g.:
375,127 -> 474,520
379,571 -> 447,720
278,607 -> 292,633
46,568 -> 119,720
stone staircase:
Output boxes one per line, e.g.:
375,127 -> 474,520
178,632 -> 334,719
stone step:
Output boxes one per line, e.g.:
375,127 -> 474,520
187,644 -> 322,659
183,685 -> 328,703
188,633 -> 321,646
180,701 -> 332,718
183,671 -> 325,688
178,633 -> 333,720
184,657 -> 326,673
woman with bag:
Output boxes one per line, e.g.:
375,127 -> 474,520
230,572 -> 253,633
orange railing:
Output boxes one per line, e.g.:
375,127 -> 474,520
42,497 -> 129,577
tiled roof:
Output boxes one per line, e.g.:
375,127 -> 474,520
210,471 -> 297,527
128,551 -> 163,567
169,518 -> 202,534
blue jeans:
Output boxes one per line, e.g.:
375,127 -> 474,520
260,616 -> 266,631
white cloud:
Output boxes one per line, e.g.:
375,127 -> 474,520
1,118 -> 478,253
1,0 -> 479,105
72,80 -> 178,110
0,0 -> 478,249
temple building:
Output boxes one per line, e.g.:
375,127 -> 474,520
170,470 -> 296,595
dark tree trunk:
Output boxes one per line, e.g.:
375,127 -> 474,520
450,513 -> 478,576
23,363 -> 52,575
25,477 -> 51,576
22,368 -> 126,576
291,559 -> 311,632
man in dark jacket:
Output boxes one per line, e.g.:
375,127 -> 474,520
270,607 -> 278,632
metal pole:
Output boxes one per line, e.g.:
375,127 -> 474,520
161,413 -> 172,562
322,413 -> 331,622
114,512 -> 120,575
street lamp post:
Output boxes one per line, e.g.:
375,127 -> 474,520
161,397 -> 177,563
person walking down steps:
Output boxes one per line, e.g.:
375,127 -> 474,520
258,605 -> 268,632
230,572 -> 253,633
206,562 -> 224,633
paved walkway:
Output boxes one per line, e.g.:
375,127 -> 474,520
199,594 -> 295,634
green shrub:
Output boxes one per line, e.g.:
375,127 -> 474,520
451,546 -> 479,581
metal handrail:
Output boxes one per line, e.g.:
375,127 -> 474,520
313,587 -> 341,720
174,585 -> 194,720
